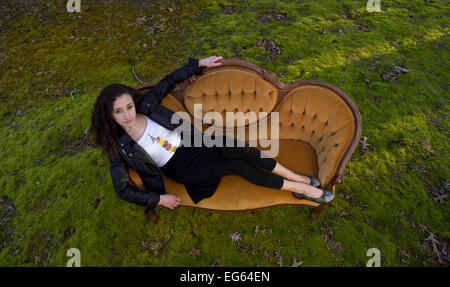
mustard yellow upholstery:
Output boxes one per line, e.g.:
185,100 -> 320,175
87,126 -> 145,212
275,86 -> 356,190
131,63 -> 361,216
183,70 -> 278,127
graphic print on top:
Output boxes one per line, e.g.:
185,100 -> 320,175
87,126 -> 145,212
136,115 -> 181,167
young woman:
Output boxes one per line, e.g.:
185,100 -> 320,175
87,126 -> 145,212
91,56 -> 334,214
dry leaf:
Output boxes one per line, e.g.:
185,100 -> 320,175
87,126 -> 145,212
229,232 -> 241,243
359,136 -> 372,153
263,250 -> 272,262
291,256 -> 303,267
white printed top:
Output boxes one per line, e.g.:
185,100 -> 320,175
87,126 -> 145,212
136,114 -> 181,167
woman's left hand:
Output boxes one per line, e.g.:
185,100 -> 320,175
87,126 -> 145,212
199,56 -> 223,68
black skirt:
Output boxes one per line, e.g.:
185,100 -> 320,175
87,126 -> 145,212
160,130 -> 224,204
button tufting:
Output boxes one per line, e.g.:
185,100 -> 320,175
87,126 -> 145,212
312,130 -> 315,133
302,111 -> 306,115
302,125 -> 305,129
291,123 -> 294,127
128,153 -> 132,157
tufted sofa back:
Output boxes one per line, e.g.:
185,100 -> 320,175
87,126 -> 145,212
274,85 -> 357,186
183,69 -> 278,128
180,62 -> 361,189
136,59 -> 361,189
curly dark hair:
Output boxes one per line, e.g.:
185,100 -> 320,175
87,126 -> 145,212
90,84 -> 142,158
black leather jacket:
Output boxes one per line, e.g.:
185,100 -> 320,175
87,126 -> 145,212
108,57 -> 204,215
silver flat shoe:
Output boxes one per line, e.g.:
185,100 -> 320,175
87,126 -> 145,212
292,189 -> 335,204
308,175 -> 321,188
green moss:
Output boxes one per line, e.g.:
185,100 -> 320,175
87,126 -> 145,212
0,0 -> 448,267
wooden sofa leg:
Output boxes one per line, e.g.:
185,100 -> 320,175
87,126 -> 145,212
146,210 -> 159,224
309,204 -> 326,219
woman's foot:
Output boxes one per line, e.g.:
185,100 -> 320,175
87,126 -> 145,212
292,188 -> 334,204
281,180 -> 334,203
272,163 -> 320,187
286,173 -> 311,184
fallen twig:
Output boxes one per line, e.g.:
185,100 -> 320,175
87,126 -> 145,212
69,88 -> 78,101
131,65 -> 143,84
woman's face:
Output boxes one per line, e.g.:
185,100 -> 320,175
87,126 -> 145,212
111,93 -> 136,128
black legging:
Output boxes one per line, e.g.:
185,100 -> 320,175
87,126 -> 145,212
218,143 -> 284,190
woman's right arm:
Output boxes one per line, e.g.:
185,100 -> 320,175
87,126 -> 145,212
109,151 -> 161,214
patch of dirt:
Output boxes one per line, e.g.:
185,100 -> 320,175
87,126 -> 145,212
253,39 -> 282,61
222,6 -> 240,15
23,230 -> 59,266
381,65 -> 410,83
0,197 -> 15,252
426,181 -> 448,204
58,127 -> 96,156
320,222 -> 342,266
63,226 -> 76,243
258,12 -> 287,24
141,228 -> 174,257
93,196 -> 101,209
416,223 -> 449,266
283,56 -> 299,65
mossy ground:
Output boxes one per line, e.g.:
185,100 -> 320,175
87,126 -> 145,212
0,0 -> 448,266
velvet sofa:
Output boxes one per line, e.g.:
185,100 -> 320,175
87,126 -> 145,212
129,58 -> 362,219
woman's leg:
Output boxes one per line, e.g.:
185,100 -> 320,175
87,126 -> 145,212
272,162 -> 312,184
221,158 -> 284,189
220,144 -> 314,185
221,158 -> 325,199
220,144 -> 277,172
279,179 -> 324,198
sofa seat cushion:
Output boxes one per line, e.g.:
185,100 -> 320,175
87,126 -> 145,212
129,138 -> 326,211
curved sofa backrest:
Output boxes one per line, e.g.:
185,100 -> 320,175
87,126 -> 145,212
275,83 -> 358,187
136,58 -> 361,188
183,69 -> 278,128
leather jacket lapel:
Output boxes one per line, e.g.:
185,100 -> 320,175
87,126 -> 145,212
115,126 -> 158,166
